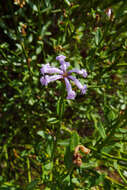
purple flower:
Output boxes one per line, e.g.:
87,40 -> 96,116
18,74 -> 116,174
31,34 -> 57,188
40,55 -> 87,100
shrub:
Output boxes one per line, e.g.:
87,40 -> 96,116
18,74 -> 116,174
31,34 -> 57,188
0,0 -> 127,189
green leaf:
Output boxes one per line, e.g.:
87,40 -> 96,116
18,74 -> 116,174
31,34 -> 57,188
64,146 -> 73,169
36,46 -> 42,55
72,178 -> 80,185
97,121 -> 106,139
44,162 -> 53,170
37,131 -> 45,138
28,34 -> 33,43
101,145 -> 114,153
95,174 -> 105,185
58,139 -> 70,146
57,97 -> 65,119
28,98 -> 35,106
47,117 -> 59,124
63,175 -> 70,185
47,140 -> 53,157
91,114 -> 106,139
70,131 -> 79,152
64,0 -> 71,6
44,0 -> 51,7
95,27 -> 102,46
107,110 -> 116,121
26,179 -> 38,190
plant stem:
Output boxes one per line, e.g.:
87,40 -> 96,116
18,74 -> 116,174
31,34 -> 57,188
27,157 -> 31,183
106,176 -> 127,188
117,165 -> 127,184
52,86 -> 66,181
90,147 -> 127,163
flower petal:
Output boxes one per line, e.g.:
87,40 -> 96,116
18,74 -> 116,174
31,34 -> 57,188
68,69 -> 87,78
40,63 -> 50,75
64,77 -> 76,99
81,84 -> 87,94
40,63 -> 63,75
56,55 -> 70,72
56,55 -> 67,67
69,76 -> 87,94
40,76 -> 48,86
60,62 -> 70,72
40,75 -> 63,86
56,55 -> 66,62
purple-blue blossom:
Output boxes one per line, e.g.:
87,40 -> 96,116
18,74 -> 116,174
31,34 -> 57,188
40,55 -> 87,100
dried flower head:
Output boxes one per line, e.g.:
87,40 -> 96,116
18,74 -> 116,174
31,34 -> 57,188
74,145 -> 90,155
14,0 -> 26,8
73,157 -> 82,167
40,55 -> 87,100
73,145 -> 90,167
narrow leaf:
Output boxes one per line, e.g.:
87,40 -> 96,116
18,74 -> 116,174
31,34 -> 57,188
70,131 -> 79,152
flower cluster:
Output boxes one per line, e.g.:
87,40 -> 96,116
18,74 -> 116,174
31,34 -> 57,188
40,55 -> 87,100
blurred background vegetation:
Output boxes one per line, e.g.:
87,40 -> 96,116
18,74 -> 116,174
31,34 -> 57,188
0,0 -> 127,189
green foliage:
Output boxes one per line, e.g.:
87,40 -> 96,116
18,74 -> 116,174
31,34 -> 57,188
0,0 -> 127,189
